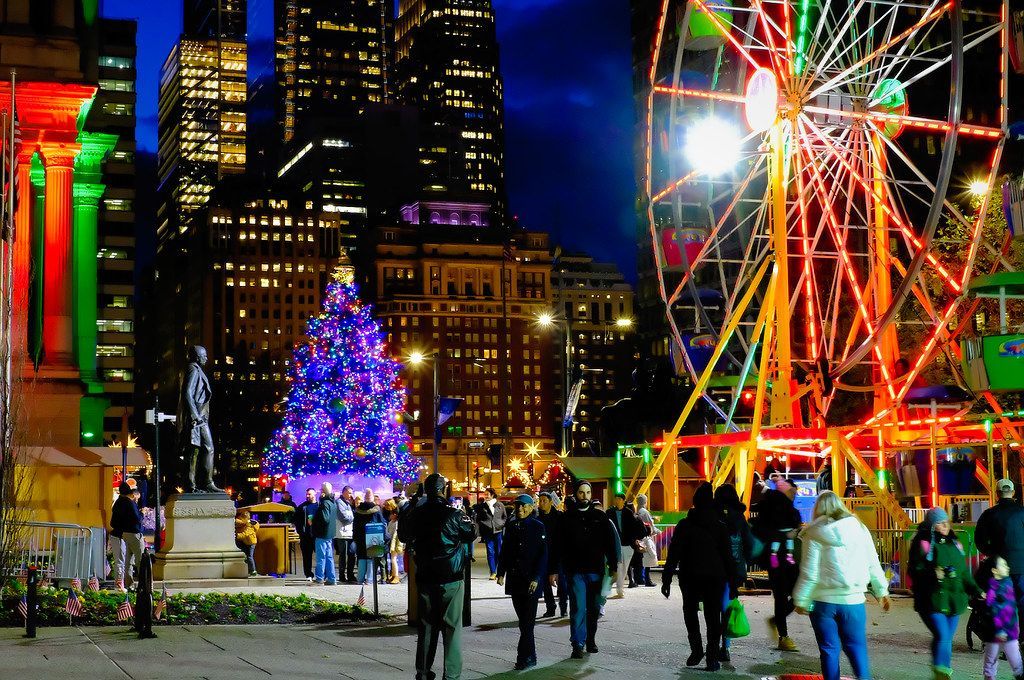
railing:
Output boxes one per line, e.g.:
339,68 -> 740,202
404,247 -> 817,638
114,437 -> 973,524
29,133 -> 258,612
9,522 -> 105,583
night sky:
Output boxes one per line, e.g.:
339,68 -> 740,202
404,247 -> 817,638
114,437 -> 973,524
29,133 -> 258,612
100,0 -> 638,281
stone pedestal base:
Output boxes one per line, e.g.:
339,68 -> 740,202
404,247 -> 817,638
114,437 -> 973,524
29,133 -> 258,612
153,494 -> 248,580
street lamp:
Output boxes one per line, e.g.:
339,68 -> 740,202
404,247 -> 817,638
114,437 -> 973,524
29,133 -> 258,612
685,117 -> 742,176
969,179 -> 989,198
407,350 -> 440,474
615,317 -> 633,329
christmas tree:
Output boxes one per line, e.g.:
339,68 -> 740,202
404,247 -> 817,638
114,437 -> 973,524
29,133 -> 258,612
263,267 -> 419,482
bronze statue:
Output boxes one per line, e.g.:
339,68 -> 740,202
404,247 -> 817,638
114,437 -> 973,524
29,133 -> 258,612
176,345 -> 222,494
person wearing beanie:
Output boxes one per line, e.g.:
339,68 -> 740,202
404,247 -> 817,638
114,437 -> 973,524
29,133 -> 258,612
398,473 -> 478,680
548,480 -> 619,659
538,491 -> 568,617
976,477 -> 1024,608
497,494 -> 548,670
110,481 -> 144,591
910,506 -> 982,680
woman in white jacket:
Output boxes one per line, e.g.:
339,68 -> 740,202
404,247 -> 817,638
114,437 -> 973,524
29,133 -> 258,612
792,491 -> 891,680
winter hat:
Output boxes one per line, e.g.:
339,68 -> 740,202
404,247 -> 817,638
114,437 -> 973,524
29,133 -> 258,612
515,494 -> 535,506
692,482 -> 714,509
575,480 -> 592,493
636,494 -> 648,509
538,492 -> 553,501
118,482 -> 132,495
424,473 -> 446,497
923,506 -> 950,562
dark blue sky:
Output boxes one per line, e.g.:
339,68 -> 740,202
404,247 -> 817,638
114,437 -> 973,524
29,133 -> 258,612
101,0 -> 637,280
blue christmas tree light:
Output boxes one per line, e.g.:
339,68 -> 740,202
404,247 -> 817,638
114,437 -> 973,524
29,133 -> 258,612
263,267 -> 419,482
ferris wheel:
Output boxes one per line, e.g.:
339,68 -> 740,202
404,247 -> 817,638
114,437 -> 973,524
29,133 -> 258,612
633,0 -> 1016,512
643,0 -> 1011,431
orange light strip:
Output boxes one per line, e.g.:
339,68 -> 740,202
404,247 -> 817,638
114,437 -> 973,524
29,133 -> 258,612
652,169 -> 701,203
896,301 -> 959,405
652,85 -> 746,102
801,105 -> 1004,139
749,0 -> 788,79
648,0 -> 671,84
692,0 -> 762,70
878,415 -> 966,428
798,124 -> 897,400
794,152 -> 819,361
800,114 -> 963,294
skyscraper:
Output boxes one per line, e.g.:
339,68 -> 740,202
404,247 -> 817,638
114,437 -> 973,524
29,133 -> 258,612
156,37 -> 247,248
394,0 -> 506,218
274,0 -> 388,144
185,0 -> 247,40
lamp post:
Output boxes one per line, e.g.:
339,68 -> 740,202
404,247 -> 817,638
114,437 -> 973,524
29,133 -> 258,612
408,351 -> 440,473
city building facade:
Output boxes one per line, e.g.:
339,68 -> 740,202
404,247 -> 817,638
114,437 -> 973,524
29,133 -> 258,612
372,204 -> 554,491
549,253 -> 635,455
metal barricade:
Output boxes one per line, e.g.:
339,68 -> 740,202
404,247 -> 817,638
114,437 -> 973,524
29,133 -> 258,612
11,522 -> 104,582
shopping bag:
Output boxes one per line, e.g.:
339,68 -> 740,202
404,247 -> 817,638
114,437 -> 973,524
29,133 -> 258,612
724,598 -> 750,638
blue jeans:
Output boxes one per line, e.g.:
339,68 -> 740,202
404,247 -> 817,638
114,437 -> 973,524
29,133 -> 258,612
568,572 -> 602,647
314,538 -> 336,583
484,533 -> 503,575
358,558 -> 374,584
920,611 -> 959,670
809,602 -> 871,680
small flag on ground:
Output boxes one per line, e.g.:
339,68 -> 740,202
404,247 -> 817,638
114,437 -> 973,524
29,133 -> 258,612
65,589 -> 83,618
17,595 -> 27,619
356,586 -> 366,607
87,575 -> 100,592
116,595 -> 133,622
114,578 -> 125,592
153,586 -> 168,621
70,578 -> 82,591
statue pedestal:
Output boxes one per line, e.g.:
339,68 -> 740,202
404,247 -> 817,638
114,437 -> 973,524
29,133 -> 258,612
153,494 -> 248,580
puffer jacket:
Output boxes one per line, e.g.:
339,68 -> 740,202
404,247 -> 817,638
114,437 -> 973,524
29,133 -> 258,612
398,496 -> 479,585
335,498 -> 355,540
792,515 -> 889,609
235,517 -> 259,546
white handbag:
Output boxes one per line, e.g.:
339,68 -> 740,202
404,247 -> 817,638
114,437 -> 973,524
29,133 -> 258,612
640,536 -> 659,567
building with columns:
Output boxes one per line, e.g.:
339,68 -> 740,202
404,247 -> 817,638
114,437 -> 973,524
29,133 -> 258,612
0,2 -> 138,447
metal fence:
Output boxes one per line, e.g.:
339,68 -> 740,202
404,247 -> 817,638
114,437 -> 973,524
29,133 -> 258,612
10,522 -> 105,582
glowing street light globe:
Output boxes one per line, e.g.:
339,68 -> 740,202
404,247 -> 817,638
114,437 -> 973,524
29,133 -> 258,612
408,350 -> 425,365
536,312 -> 554,328
685,118 -> 741,176
969,179 -> 989,198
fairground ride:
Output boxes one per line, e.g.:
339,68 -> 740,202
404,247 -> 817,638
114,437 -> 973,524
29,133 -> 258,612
634,0 -> 1019,527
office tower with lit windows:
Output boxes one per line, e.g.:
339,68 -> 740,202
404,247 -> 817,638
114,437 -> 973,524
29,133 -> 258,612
156,37 -> 247,248
394,0 -> 506,218
274,0 -> 388,144
549,254 -> 636,455
185,0 -> 247,40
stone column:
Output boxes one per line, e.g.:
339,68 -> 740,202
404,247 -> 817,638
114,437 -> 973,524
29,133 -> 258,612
11,153 -> 33,360
40,144 -> 79,366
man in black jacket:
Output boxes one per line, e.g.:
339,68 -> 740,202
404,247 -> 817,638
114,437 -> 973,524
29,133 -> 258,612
751,479 -> 802,651
311,482 -> 338,585
294,488 -> 317,580
110,482 -> 143,590
976,478 -> 1024,607
538,492 -> 567,617
497,494 -> 548,670
399,473 -> 478,680
548,481 -> 618,659
606,492 -> 645,596
474,487 -> 507,579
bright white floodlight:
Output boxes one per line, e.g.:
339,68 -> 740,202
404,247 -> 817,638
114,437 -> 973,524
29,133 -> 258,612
685,118 -> 742,176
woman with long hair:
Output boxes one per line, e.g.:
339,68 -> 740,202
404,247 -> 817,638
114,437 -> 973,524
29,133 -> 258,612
793,491 -> 890,680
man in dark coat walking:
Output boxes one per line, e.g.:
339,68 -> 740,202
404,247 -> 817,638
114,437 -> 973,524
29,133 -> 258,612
497,494 -> 548,670
751,477 -> 802,651
662,482 -> 737,672
399,473 -> 479,680
976,478 -> 1024,608
606,492 -> 646,595
110,481 -> 144,589
538,491 -> 567,617
549,481 -> 618,659
294,488 -> 317,579
474,487 -> 507,579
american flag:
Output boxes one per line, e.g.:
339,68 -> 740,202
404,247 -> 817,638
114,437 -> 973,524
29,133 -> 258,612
114,578 -> 125,592
70,578 -> 82,591
87,576 -> 100,592
17,595 -> 26,619
64,589 -> 83,618
153,586 -> 168,621
116,595 -> 133,622
356,586 -> 366,608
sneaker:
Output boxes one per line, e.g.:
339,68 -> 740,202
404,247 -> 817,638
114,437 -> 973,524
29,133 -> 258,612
543,608 -> 556,618
686,651 -> 705,667
571,646 -> 585,659
306,576 -> 313,583
586,642 -> 598,654
778,636 -> 798,652
489,573 -> 498,580
644,580 -> 657,587
706,660 -> 721,672
609,593 -> 624,600
248,571 -> 259,577
514,658 -> 537,670
627,582 -> 639,589
324,580 -> 336,586
313,578 -> 324,585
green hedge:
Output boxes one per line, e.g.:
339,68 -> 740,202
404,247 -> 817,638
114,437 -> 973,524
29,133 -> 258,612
1,584 -> 376,627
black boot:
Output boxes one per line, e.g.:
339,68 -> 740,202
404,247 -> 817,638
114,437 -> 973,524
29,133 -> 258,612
686,650 -> 704,667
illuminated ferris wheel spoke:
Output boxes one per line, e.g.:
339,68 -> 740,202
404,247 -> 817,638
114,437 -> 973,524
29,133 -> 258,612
652,86 -> 745,103
691,0 -> 763,70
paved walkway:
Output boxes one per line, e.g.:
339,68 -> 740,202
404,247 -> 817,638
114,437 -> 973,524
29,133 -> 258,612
0,555 -> 1014,679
